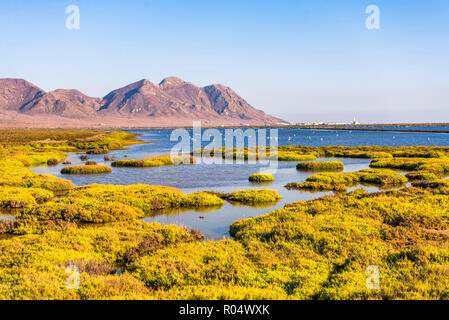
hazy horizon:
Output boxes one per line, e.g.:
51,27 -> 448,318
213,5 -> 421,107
1,0 -> 448,124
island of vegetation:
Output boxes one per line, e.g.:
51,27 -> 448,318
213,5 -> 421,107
61,165 -> 113,175
111,155 -> 194,168
296,160 -> 344,171
248,173 -> 275,183
286,169 -> 408,192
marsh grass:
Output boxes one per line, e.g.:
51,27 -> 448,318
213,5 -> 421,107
226,189 -> 282,204
193,147 -> 316,162
286,169 -> 407,192
370,158 -> 449,176
61,165 -> 112,175
406,171 -> 440,181
0,186 -> 53,208
248,173 -> 275,183
296,161 -> 344,171
112,155 -> 194,168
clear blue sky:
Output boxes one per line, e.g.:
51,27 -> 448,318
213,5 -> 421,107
1,0 -> 448,123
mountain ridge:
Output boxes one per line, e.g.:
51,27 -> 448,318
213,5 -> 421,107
0,77 -> 288,127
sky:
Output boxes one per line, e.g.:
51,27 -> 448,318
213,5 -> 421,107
0,0 -> 448,124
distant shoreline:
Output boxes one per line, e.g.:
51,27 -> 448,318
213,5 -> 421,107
1,123 -> 449,133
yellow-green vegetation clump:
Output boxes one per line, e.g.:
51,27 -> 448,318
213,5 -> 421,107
5,185 -> 449,299
0,129 -> 141,165
193,145 -> 449,163
411,179 -> 449,189
3,184 -> 223,235
226,186 -> 449,299
61,165 -> 112,175
273,153 -> 316,161
0,186 -> 53,208
370,157 -> 449,174
286,169 -> 407,192
296,161 -> 344,171
59,184 -> 224,213
86,148 -> 109,155
0,220 -> 203,299
226,189 -> 282,205
357,169 -> 408,186
288,145 -> 449,159
405,171 -> 440,181
286,172 -> 358,192
112,155 -> 194,168
193,147 -> 316,162
0,160 -> 74,192
18,199 -> 143,226
248,173 -> 274,183
0,129 -> 141,190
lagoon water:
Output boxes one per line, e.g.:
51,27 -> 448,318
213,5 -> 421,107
30,127 -> 449,239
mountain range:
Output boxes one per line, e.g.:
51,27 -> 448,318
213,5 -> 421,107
0,78 -> 286,128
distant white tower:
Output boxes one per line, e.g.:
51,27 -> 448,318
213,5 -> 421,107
352,116 -> 359,125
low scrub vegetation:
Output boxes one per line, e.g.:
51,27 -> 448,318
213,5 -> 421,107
3,184 -> 224,235
0,186 -> 53,208
296,161 -> 344,171
286,169 -> 407,192
61,165 -> 112,175
60,184 -> 224,213
0,160 -> 74,191
112,155 -> 194,168
226,189 -> 282,205
370,158 -> 449,176
193,147 -> 316,162
86,148 -> 109,155
405,171 -> 440,181
248,173 -> 274,183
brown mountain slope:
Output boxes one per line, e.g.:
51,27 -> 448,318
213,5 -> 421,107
0,77 -> 287,127
0,79 -> 45,111
99,79 -> 195,117
20,89 -> 101,118
99,77 -> 285,123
